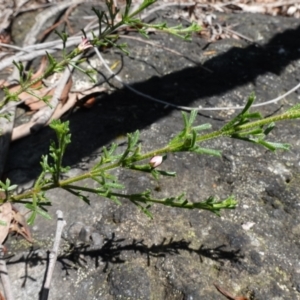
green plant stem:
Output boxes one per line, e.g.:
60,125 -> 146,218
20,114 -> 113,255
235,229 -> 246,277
7,108 -> 300,203
56,184 -> 234,211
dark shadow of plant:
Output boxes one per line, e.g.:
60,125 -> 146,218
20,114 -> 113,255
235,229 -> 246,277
56,235 -> 244,274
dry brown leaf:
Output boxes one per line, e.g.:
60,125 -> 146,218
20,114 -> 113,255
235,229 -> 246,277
0,289 -> 5,300
0,203 -> 12,245
24,87 -> 54,111
75,86 -> 107,108
214,283 -> 249,300
10,206 -> 33,243
25,77 -> 72,111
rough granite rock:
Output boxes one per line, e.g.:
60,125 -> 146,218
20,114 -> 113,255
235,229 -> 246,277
2,4 -> 300,300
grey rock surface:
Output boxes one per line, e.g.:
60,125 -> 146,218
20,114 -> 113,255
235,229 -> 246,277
2,4 -> 300,300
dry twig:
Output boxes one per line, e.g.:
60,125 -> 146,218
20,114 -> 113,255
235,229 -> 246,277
0,246 -> 13,300
40,210 -> 66,300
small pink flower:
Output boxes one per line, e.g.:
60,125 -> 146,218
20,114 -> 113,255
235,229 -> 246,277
78,37 -> 93,51
149,156 -> 163,168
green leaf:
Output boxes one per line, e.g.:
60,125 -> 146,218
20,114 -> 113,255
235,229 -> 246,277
187,110 -> 197,127
46,52 -> 57,67
123,0 -> 132,17
243,112 -> 262,119
104,182 -> 125,189
68,62 -> 97,83
55,30 -> 68,49
25,204 -> 52,220
12,61 -> 24,76
258,140 -> 290,151
193,123 -> 211,131
26,210 -> 37,225
192,147 -> 222,156
130,130 -> 140,148
264,122 -> 275,135
7,184 -> 18,191
221,93 -> 256,131
109,195 -> 122,205
131,199 -> 153,218
151,169 -> 159,180
240,93 -> 256,115
129,0 -> 157,18
155,170 -> 176,177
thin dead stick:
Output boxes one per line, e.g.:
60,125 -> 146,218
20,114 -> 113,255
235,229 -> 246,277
246,0 -> 300,8
0,43 -> 31,52
14,3 -> 55,14
214,283 -> 248,300
38,3 -> 80,41
94,47 -> 300,112
222,27 -> 254,43
0,246 -> 14,300
40,210 -> 66,300
0,32 -> 96,71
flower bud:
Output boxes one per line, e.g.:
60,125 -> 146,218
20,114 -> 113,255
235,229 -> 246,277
78,37 -> 93,52
149,156 -> 163,168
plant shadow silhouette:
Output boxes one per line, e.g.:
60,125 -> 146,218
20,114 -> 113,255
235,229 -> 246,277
56,234 -> 243,274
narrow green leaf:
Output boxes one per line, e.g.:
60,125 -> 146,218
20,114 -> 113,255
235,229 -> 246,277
123,0 -> 132,17
26,210 -> 37,225
7,184 -> 18,191
12,61 -> 24,75
129,0 -> 157,17
25,204 -> 52,220
188,110 -> 198,127
155,170 -> 176,177
35,207 -> 52,219
5,178 -> 10,187
264,122 -> 275,135
190,130 -> 197,148
240,93 -> 256,115
192,147 -> 222,156
108,195 -> 122,205
131,200 -> 153,218
193,123 -> 211,131
104,182 -> 125,189
131,130 -> 140,148
181,111 -> 188,129
243,112 -> 262,119
259,140 -> 290,151
151,169 -> 160,180
46,52 -> 56,66
221,93 -> 256,131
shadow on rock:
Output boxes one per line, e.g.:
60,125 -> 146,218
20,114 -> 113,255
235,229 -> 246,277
55,234 -> 244,274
